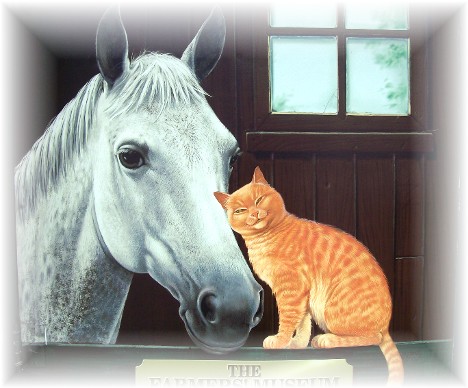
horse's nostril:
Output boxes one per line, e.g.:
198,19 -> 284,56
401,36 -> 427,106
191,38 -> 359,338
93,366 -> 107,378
197,287 -> 263,330
199,292 -> 218,324
253,289 -> 264,326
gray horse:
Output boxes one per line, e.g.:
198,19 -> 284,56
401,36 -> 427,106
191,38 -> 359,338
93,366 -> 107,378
15,7 -> 263,353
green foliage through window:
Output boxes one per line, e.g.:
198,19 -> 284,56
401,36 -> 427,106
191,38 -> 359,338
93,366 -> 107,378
269,5 -> 410,116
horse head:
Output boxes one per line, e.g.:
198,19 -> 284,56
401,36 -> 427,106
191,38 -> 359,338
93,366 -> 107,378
91,7 -> 263,353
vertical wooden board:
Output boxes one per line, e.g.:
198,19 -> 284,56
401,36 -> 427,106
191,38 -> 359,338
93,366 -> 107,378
393,257 -> 424,342
395,156 -> 425,258
316,155 -> 355,236
273,155 -> 315,220
356,156 -> 395,292
118,274 -> 188,345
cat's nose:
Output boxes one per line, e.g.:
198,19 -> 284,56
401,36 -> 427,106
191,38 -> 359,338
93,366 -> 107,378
246,214 -> 257,226
251,209 -> 263,218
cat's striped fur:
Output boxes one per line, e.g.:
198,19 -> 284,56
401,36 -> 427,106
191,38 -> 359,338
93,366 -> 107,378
215,167 -> 404,385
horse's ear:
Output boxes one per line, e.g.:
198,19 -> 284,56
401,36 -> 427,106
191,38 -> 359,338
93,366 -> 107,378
181,6 -> 225,82
252,167 -> 269,186
214,192 -> 230,210
96,6 -> 129,87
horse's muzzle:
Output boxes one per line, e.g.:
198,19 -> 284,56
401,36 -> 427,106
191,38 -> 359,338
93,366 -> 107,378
180,284 -> 264,354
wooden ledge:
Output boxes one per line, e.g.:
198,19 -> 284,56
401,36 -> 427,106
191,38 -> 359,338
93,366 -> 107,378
246,132 -> 434,153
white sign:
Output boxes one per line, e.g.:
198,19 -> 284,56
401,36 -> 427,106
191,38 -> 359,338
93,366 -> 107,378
136,359 -> 353,387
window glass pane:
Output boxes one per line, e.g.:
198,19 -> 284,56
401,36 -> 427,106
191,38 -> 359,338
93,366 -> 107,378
270,37 -> 338,114
270,4 -> 337,28
345,5 -> 409,30
346,38 -> 410,115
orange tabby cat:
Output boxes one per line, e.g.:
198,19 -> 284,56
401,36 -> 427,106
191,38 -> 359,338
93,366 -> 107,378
214,167 -> 404,385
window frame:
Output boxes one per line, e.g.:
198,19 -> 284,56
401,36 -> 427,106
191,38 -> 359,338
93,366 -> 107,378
252,4 -> 428,133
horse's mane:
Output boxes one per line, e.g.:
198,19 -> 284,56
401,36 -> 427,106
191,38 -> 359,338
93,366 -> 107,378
15,53 -> 206,220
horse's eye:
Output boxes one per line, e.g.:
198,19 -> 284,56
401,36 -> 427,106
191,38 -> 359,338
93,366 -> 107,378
229,150 -> 243,169
118,148 -> 145,169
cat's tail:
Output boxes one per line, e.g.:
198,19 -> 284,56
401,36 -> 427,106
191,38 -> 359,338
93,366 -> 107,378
379,330 -> 404,385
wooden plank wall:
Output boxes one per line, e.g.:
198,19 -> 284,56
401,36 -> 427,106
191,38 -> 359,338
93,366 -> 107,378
237,153 -> 426,342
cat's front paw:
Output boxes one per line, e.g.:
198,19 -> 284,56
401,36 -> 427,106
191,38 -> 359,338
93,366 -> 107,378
311,334 -> 336,349
263,335 -> 290,349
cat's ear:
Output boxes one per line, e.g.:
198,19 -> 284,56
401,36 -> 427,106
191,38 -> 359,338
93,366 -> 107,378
252,166 -> 270,186
214,192 -> 230,209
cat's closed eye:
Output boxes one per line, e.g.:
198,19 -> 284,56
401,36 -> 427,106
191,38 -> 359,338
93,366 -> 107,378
234,208 -> 247,214
255,196 -> 265,206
